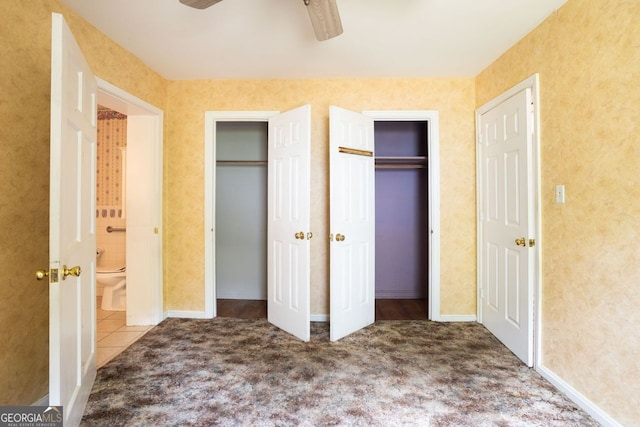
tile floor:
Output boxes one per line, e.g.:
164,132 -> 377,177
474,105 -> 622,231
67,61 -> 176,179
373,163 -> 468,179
96,296 -> 154,368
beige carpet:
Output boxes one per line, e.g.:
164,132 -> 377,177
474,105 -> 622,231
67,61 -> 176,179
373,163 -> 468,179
81,318 -> 598,426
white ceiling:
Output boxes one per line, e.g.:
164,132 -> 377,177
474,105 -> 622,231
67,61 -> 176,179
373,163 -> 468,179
59,0 -> 567,80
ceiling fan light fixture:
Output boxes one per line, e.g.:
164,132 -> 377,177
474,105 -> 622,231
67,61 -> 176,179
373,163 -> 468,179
304,0 -> 343,41
179,0 -> 224,9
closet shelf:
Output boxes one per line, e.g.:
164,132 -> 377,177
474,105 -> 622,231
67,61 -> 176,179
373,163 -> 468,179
375,156 -> 427,162
216,160 -> 267,166
375,156 -> 428,169
376,164 -> 426,169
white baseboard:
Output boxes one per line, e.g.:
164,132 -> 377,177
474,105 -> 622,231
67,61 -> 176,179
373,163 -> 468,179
311,314 -> 477,323
126,315 -> 161,326
436,314 -> 477,322
165,310 -> 212,319
537,364 -> 622,427
166,311 -> 326,322
163,312 -> 477,324
32,395 -> 48,406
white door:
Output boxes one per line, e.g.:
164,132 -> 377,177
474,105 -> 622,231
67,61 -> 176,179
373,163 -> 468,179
478,88 -> 535,366
267,105 -> 311,341
329,106 -> 375,341
49,13 -> 97,426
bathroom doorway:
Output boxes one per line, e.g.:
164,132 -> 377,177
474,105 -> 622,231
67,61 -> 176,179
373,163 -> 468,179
95,79 -> 163,366
95,105 -> 127,311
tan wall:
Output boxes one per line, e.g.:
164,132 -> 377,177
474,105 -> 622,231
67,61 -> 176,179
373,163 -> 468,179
476,0 -> 640,424
165,79 -> 477,315
12,1 -> 635,422
0,0 -> 166,404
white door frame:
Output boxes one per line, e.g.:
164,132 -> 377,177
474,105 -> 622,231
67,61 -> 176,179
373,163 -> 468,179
476,74 -> 541,366
363,110 -> 441,320
97,78 -> 164,325
204,111 -> 279,318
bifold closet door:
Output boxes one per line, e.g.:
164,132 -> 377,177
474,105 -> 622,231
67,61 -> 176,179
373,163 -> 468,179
216,122 -> 268,300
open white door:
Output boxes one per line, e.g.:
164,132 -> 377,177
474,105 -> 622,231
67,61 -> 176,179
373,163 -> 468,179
478,87 -> 535,367
329,106 -> 375,341
49,13 -> 97,426
267,105 -> 311,341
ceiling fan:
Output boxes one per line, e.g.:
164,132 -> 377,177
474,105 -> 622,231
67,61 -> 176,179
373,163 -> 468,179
178,0 -> 343,41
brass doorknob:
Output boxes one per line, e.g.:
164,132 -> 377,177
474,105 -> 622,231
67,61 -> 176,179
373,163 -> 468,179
295,231 -> 305,240
35,269 -> 49,281
336,233 -> 346,242
515,237 -> 526,247
63,265 -> 82,279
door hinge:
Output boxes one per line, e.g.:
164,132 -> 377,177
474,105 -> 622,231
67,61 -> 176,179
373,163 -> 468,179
529,100 -> 535,135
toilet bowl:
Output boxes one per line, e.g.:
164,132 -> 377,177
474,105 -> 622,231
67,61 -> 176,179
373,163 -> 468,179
97,266 -> 126,311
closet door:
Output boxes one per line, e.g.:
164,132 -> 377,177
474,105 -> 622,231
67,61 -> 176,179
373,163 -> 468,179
329,106 -> 375,341
267,105 -> 311,342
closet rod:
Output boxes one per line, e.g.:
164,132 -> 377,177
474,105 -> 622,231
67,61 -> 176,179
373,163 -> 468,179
375,164 -> 427,169
376,156 -> 427,162
216,160 -> 267,166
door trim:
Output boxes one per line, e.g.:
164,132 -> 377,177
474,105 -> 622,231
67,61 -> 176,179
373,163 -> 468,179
97,78 -> 164,325
475,74 -> 541,367
363,110 -> 441,321
204,111 -> 279,318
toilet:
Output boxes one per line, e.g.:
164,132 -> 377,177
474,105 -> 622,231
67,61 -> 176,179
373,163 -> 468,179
96,249 -> 126,311
97,266 -> 126,311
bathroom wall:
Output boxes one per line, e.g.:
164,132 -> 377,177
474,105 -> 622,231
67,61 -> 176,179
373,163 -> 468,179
475,0 -> 640,424
96,107 -> 127,278
0,0 -> 167,405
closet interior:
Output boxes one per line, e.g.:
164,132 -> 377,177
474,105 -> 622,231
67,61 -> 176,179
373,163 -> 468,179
214,119 -> 430,320
374,121 -> 429,310
215,121 -> 268,302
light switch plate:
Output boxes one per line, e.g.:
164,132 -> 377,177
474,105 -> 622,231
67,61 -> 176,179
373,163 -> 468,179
555,185 -> 565,204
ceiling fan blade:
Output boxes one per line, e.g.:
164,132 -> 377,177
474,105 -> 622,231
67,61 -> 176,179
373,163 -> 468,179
305,0 -> 343,41
179,0 -> 224,9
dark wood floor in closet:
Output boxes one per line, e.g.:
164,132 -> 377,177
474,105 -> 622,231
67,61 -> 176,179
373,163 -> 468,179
217,299 -> 428,321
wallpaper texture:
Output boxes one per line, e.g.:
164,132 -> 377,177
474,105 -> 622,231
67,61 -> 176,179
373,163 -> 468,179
3,0 -> 635,423
97,108 -> 126,208
0,0 -> 167,404
476,0 -> 640,424
165,78 -> 477,316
